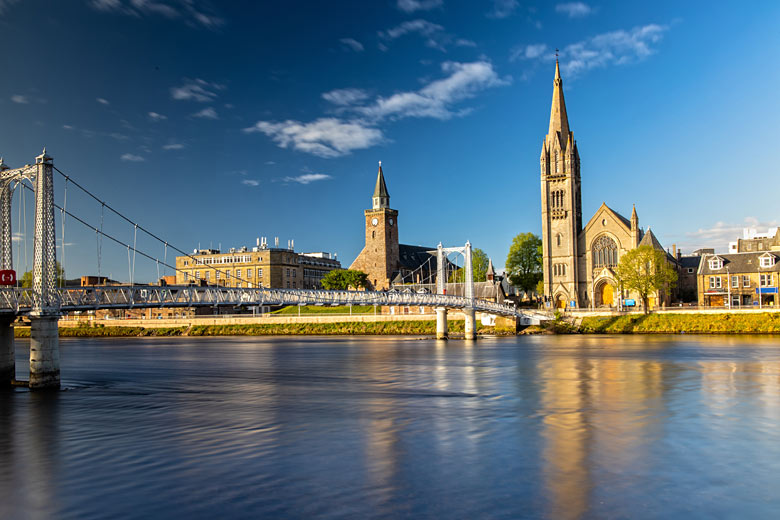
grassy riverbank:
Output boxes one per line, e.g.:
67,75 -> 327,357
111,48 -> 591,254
578,312 -> 780,334
13,320 -> 514,337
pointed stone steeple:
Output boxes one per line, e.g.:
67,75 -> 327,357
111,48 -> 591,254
631,204 -> 640,247
486,258 -> 495,282
547,58 -> 570,150
372,161 -> 389,210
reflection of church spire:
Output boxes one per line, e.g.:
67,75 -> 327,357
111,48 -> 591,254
372,161 -> 390,210
547,58 -> 570,150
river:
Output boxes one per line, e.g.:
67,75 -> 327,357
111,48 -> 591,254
2,335 -> 780,519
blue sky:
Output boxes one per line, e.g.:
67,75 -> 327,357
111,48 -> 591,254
1,0 -> 779,281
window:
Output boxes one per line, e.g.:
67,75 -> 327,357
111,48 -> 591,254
259,269 -> 263,277
286,269 -> 290,277
709,276 -> 721,289
195,270 -> 200,279
592,235 -> 619,268
226,270 -> 231,278
206,272 -> 210,281
247,269 -> 253,278
709,258 -> 723,270
731,275 -> 739,288
556,234 -> 562,247
292,270 -> 296,278
687,268 -> 694,274
216,272 -> 220,280
553,264 -> 566,277
742,275 -> 750,287
287,281 -> 290,288
292,281 -> 296,288
760,255 -> 776,268
760,274 -> 773,287
236,269 -> 241,278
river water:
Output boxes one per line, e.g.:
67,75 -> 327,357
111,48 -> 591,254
2,335 -> 780,519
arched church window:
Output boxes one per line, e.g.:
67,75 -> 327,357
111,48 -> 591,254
556,234 -> 562,247
372,231 -> 376,239
593,235 -> 619,268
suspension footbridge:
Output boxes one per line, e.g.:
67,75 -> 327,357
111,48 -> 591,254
0,150 -> 547,389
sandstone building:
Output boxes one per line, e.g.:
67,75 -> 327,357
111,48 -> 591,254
540,60 -> 675,309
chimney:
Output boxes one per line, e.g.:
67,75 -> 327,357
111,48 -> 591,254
274,237 -> 279,247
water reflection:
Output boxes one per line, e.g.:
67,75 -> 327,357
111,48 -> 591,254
1,335 -> 780,518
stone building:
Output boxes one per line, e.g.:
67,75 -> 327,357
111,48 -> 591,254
176,243 -> 340,289
729,227 -> 780,253
350,163 -> 439,290
697,251 -> 780,307
540,59 -> 675,309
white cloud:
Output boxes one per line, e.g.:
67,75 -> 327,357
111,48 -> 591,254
170,78 -> 225,102
241,179 -> 259,187
88,0 -> 224,29
192,107 -> 218,119
510,43 -> 549,61
162,143 -> 185,150
148,111 -> 167,121
322,88 -> 370,106
487,0 -> 518,19
244,118 -> 384,158
63,124 -> 75,130
10,95 -> 28,104
96,97 -> 110,105
561,24 -> 668,76
339,38 -> 364,52
120,153 -> 145,162
681,218 -> 780,253
396,0 -> 442,13
283,173 -> 332,185
357,60 -> 510,121
556,2 -> 592,18
381,18 -> 443,40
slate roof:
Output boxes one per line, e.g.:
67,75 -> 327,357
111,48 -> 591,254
398,244 -> 437,271
638,228 -> 664,250
679,255 -> 702,269
699,252 -> 780,275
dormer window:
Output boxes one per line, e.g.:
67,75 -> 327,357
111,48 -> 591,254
760,254 -> 776,268
708,257 -> 723,270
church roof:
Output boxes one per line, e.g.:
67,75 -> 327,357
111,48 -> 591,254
638,227 -> 665,251
398,244 -> 436,271
582,202 -> 633,234
547,59 -> 571,150
373,162 -> 389,199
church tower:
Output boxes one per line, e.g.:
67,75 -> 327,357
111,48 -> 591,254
349,162 -> 399,290
540,59 -> 582,307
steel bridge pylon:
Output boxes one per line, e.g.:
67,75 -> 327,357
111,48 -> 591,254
432,241 -> 476,340
0,149 -> 60,389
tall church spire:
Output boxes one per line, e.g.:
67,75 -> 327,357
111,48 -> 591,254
547,58 -> 570,149
372,160 -> 390,209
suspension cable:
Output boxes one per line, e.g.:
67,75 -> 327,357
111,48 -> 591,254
60,177 -> 67,287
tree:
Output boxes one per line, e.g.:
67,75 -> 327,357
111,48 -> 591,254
320,269 -> 368,290
506,233 -> 543,296
19,261 -> 66,288
448,248 -> 490,283
614,245 -> 677,313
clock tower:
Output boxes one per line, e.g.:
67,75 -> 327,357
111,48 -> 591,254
349,162 -> 399,290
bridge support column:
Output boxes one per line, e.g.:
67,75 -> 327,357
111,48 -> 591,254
0,316 -> 14,387
29,316 -> 59,390
435,307 -> 448,340
463,309 -> 476,340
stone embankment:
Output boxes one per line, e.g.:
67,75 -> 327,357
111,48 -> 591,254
559,311 -> 780,334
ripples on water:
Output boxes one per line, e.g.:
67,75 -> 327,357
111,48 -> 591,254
2,335 -> 780,519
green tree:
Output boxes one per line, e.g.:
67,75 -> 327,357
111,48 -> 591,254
614,245 -> 677,314
320,269 -> 368,290
19,261 -> 66,288
506,233 -> 543,296
448,248 -> 490,283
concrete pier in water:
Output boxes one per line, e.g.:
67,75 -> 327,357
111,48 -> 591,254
29,316 -> 60,389
463,309 -> 476,340
435,307 -> 448,340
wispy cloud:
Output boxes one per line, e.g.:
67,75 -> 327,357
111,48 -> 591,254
322,88 -> 370,106
88,0 -> 224,29
245,118 -> 383,159
247,60 -> 508,158
0,0 -> 20,14
10,95 -> 28,104
120,153 -> 145,162
241,179 -> 260,186
556,2 -> 592,18
148,111 -> 167,121
162,142 -> 185,150
680,218 -> 780,253
283,173 -> 332,185
192,107 -> 218,119
396,0 -> 442,13
170,78 -> 225,102
339,38 -> 364,52
96,97 -> 110,105
63,124 -> 75,130
379,19 -> 473,51
487,0 -> 518,19
514,24 -> 669,77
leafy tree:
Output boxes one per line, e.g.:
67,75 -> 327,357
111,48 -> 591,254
19,261 -> 66,288
614,245 -> 677,314
506,233 -> 543,296
320,269 -> 368,290
448,248 -> 490,283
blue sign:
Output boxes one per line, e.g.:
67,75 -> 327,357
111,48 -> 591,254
570,300 -> 576,308
624,299 -> 636,307
756,288 -> 778,294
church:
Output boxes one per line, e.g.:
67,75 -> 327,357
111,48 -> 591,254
540,59 -> 673,309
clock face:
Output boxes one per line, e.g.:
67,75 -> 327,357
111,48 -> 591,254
389,218 -> 394,226
371,218 -> 378,226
